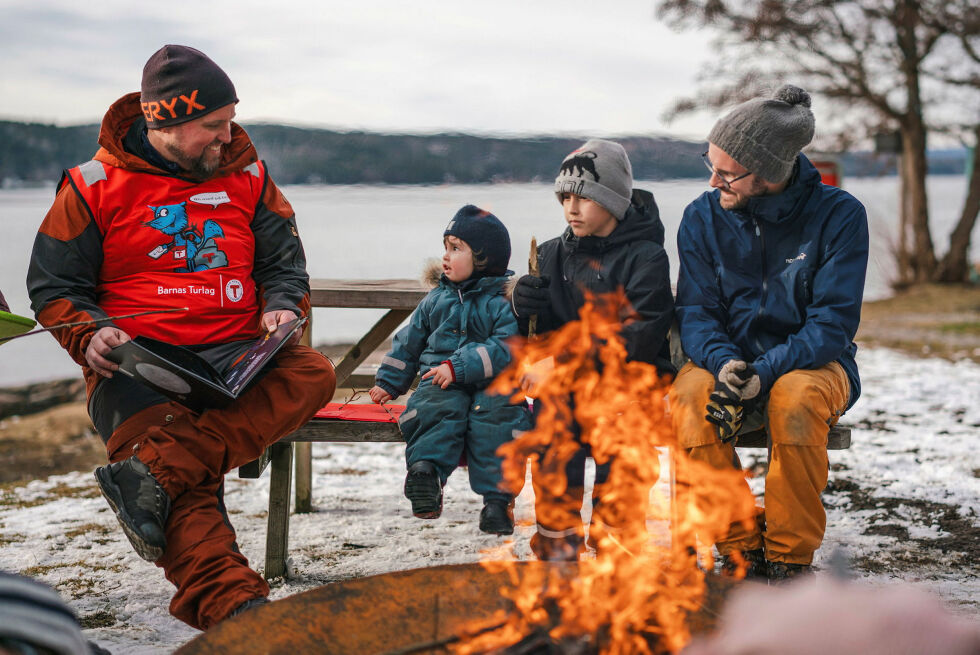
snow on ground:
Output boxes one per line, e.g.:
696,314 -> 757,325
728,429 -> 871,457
0,347 -> 978,653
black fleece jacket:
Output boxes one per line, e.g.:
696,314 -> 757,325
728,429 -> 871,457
520,188 -> 675,374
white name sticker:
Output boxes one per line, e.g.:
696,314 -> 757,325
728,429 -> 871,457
189,191 -> 231,208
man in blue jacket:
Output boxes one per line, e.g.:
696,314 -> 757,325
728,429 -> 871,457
670,85 -> 869,581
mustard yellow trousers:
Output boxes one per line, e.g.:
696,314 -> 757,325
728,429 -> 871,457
669,362 -> 850,564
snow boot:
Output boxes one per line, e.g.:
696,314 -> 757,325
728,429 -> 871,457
95,456 -> 171,562
479,500 -> 514,535
720,548 -> 767,580
404,460 -> 443,519
766,560 -> 814,583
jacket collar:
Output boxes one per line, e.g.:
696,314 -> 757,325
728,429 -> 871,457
734,154 -> 820,225
440,272 -> 512,295
93,92 -> 258,178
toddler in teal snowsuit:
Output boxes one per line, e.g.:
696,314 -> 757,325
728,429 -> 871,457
370,205 -> 530,534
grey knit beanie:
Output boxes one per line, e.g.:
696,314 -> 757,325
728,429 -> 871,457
707,84 -> 815,183
554,139 -> 633,220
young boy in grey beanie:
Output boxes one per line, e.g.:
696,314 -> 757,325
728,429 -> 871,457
511,138 -> 675,560
671,84 -> 869,582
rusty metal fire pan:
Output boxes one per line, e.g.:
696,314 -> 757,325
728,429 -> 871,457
177,562 -> 741,655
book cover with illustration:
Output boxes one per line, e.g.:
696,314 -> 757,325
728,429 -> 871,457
106,317 -> 307,413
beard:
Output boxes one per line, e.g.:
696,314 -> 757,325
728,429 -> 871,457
165,141 -> 223,180
719,177 -> 769,210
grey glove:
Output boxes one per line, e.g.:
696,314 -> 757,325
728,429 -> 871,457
718,359 -> 761,403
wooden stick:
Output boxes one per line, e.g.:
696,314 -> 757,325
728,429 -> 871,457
0,307 -> 190,343
528,236 -> 539,339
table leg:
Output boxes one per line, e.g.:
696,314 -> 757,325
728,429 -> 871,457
265,441 -> 293,580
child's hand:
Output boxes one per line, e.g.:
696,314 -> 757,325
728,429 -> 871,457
369,385 -> 392,404
422,363 -> 454,389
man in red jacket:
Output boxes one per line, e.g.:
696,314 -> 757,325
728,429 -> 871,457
27,45 -> 335,630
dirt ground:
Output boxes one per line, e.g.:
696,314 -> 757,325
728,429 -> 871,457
1,284 -> 978,486
857,283 -> 980,363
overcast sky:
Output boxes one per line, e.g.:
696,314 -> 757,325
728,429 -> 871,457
0,0 -> 725,140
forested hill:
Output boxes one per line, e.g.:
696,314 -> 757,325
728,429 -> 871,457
0,121 -> 704,186
0,120 -> 964,187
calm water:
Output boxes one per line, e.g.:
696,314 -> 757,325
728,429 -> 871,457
0,176 -> 971,386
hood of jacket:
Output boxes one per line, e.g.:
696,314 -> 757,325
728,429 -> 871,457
559,188 -> 665,255
92,92 -> 258,177
422,258 -> 512,295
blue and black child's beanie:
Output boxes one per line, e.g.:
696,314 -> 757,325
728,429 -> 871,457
443,205 -> 511,277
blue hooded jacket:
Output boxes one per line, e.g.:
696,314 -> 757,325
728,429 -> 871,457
676,154 -> 869,408
375,270 -> 518,397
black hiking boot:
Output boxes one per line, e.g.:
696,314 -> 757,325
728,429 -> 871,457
228,596 -> 269,620
767,560 -> 814,583
404,461 -> 443,519
479,500 -> 514,535
95,456 -> 171,562
720,548 -> 767,580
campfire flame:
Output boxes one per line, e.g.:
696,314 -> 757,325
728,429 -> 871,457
454,292 -> 757,654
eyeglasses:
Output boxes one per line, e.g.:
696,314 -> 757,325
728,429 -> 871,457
701,151 -> 752,190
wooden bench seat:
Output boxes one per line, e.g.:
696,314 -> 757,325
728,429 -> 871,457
242,407 -> 849,579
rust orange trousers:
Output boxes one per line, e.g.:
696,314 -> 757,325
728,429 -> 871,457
668,362 -> 849,565
104,345 -> 335,630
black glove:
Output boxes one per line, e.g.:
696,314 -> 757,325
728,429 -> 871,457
705,381 -> 743,443
512,275 -> 551,318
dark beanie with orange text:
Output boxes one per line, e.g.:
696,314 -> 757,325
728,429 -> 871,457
140,45 -> 238,128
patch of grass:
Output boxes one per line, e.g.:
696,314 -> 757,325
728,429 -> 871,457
0,532 -> 26,546
64,523 -> 111,539
0,490 -> 48,509
79,609 -> 116,629
0,482 -> 100,509
46,482 -> 100,500
324,468 -> 370,476
20,561 -> 81,577
940,321 -> 980,335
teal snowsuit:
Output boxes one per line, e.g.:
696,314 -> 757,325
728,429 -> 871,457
375,272 -> 530,502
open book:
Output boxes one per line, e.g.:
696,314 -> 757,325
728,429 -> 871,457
106,316 -> 306,413
0,310 -> 38,342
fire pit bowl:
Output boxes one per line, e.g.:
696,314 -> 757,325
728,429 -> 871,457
176,562 -> 740,654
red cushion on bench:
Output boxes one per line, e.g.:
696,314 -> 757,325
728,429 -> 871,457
313,402 -> 405,422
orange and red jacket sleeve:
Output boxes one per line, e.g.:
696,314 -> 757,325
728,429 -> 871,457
27,177 -> 109,366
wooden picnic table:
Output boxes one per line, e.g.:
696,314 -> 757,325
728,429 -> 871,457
304,278 -> 428,387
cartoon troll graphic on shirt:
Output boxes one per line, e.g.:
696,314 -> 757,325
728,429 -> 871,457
144,202 -> 228,273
